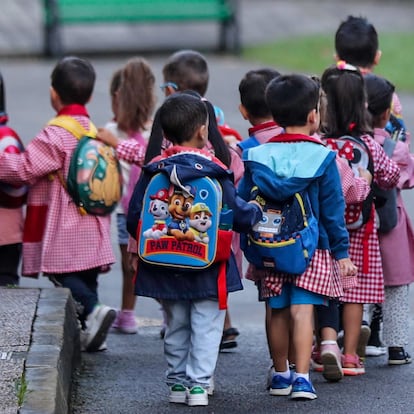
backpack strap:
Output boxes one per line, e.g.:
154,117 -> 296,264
47,115 -> 98,216
47,115 -> 98,139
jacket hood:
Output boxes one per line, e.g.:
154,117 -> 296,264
145,148 -> 233,184
243,141 -> 335,199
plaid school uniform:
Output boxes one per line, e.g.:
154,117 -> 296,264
342,135 -> 400,304
0,108 -> 115,276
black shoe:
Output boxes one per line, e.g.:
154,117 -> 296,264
220,327 -> 239,351
388,347 -> 412,365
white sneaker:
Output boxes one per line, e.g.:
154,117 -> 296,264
83,305 -> 116,352
169,384 -> 187,404
186,386 -> 208,406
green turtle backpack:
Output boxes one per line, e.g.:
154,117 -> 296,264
48,116 -> 122,216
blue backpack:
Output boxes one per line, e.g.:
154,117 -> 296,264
240,186 -> 319,274
137,165 -> 233,270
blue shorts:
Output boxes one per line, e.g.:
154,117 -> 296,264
117,213 -> 129,245
268,283 -> 327,309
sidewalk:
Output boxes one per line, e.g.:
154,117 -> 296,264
0,1 -> 413,413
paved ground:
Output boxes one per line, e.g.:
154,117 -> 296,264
0,0 -> 414,413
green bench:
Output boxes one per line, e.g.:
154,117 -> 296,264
42,0 -> 240,57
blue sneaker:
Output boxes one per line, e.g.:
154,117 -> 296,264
291,377 -> 317,400
269,373 -> 292,396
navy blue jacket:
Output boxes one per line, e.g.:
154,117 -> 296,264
127,147 -> 263,300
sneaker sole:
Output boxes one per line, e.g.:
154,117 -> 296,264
187,396 -> 208,406
269,385 -> 292,396
86,309 -> 116,352
357,325 -> 371,359
291,391 -> 317,400
169,394 -> 187,404
342,367 -> 365,376
388,358 -> 412,365
321,352 -> 343,382
365,346 -> 386,357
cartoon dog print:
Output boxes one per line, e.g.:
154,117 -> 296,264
143,188 -> 170,240
188,203 -> 213,244
167,184 -> 196,241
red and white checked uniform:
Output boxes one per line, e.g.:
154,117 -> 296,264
342,135 -> 400,304
0,109 -> 115,276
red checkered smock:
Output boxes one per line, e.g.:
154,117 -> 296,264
342,135 -> 400,304
0,109 -> 115,277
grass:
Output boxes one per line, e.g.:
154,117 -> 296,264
243,32 -> 414,93
15,373 -> 29,408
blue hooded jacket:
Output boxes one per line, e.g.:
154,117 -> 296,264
238,134 -> 349,261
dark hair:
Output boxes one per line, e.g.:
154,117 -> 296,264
335,16 -> 378,68
239,68 -> 281,119
365,74 -> 395,126
116,57 -> 156,133
162,50 -> 209,96
321,64 -> 371,137
159,93 -> 207,145
51,56 -> 95,105
145,91 -> 231,167
265,74 -> 319,128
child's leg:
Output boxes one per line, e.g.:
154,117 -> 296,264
342,302 -> 364,357
269,307 -> 290,372
187,299 -> 225,389
162,299 -> 192,387
119,244 -> 136,310
291,304 -> 314,374
383,285 -> 410,363
0,243 -> 21,286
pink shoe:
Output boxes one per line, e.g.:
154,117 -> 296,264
321,342 -> 343,382
342,353 -> 365,376
112,310 -> 138,334
311,346 -> 323,372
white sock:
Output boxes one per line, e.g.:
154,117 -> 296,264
275,360 -> 291,379
321,340 -> 337,345
293,372 -> 309,381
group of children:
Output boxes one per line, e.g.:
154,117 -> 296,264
0,14 -> 413,407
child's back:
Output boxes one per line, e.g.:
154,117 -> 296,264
0,56 -> 116,352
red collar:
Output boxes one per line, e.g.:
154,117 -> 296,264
57,104 -> 89,117
248,121 -> 278,136
268,133 -> 324,145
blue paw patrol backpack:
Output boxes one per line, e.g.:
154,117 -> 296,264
137,163 -> 233,270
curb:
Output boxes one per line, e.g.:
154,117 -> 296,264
20,288 -> 80,414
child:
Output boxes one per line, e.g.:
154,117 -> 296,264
320,63 -> 400,374
235,68 -> 282,156
235,67 -> 283,382
365,73 -> 414,365
145,49 -> 242,350
0,56 -> 116,352
127,93 -> 263,406
104,58 -> 156,334
238,74 -> 357,400
335,15 -> 409,141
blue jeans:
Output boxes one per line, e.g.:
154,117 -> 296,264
48,268 -> 100,326
162,298 -> 225,389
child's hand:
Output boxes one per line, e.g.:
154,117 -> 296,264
358,167 -> 373,185
338,258 -> 357,277
129,253 -> 138,273
248,199 -> 263,212
97,128 -> 119,148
